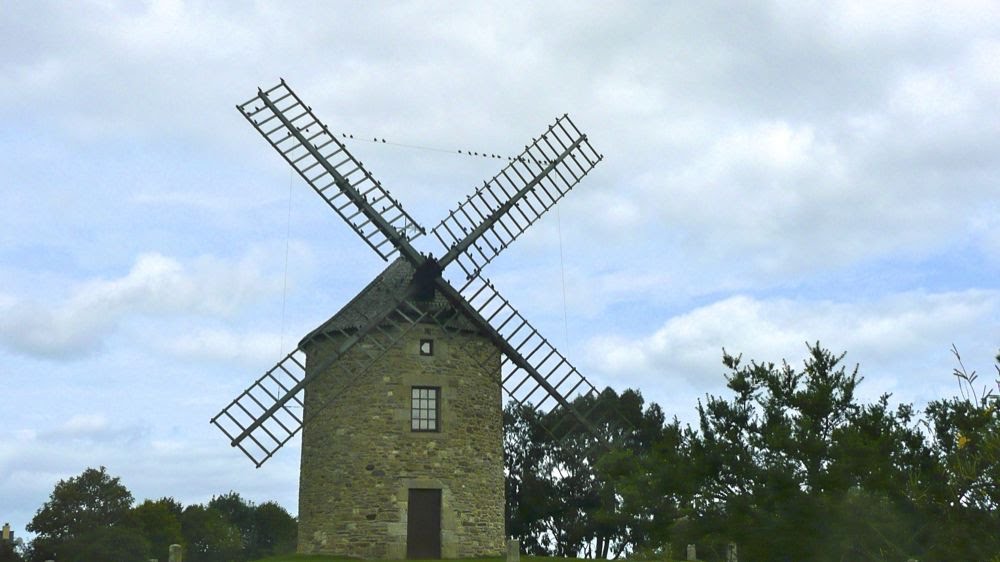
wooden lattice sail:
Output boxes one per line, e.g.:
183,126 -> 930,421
211,79 -> 620,559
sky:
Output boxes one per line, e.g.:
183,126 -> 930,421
1,0 -> 999,540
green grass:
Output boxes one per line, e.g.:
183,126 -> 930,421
255,554 -> 594,562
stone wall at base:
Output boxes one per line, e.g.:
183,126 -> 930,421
298,322 -> 504,559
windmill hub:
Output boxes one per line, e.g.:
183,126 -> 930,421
212,80 -> 610,560
411,255 -> 442,301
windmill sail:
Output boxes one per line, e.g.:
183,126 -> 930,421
238,80 -> 424,262
432,275 -> 609,445
218,79 -> 625,469
433,115 -> 602,278
212,294 -> 431,467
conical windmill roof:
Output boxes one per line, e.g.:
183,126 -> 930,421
299,257 -> 478,348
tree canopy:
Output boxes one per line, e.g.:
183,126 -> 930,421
505,343 -> 1000,561
26,466 -> 135,562
23,469 -> 296,562
27,466 -> 133,542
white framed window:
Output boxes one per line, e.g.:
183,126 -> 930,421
411,386 -> 440,432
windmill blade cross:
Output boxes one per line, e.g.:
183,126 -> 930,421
239,80 -> 424,264
218,79 -> 620,468
433,114 -> 602,279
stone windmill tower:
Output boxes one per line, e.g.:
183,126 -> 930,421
212,80 -> 609,559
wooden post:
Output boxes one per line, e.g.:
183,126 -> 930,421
726,542 -> 737,562
686,543 -> 696,560
168,544 -> 182,562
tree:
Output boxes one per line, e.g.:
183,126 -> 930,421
916,347 -> 1000,559
59,526 -> 149,562
550,388 -> 667,559
0,538 -> 25,562
27,466 -> 135,562
607,410 -> 693,556
505,388 -> 673,558
251,501 -> 297,558
22,466 -> 296,562
180,505 -> 242,562
688,344 -> 917,561
502,344 -> 1000,560
504,402 -> 559,555
205,492 -> 297,559
820,396 -> 930,559
208,492 -> 255,557
131,498 -> 185,560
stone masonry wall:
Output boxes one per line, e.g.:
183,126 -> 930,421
298,322 -> 505,559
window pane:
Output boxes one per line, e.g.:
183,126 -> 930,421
411,386 -> 440,431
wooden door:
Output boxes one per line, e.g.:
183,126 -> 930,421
407,488 -> 442,559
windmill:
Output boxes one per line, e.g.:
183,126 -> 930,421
212,79 -> 614,559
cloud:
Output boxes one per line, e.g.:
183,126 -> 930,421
159,328 -> 286,366
3,3 -> 996,294
588,289 -> 1000,410
47,414 -> 109,437
638,113 -> 990,280
34,414 -> 148,446
2,0 -> 999,544
0,252 -> 282,359
0,416 -> 299,542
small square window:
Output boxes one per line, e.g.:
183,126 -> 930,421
411,386 -> 440,432
419,339 -> 434,356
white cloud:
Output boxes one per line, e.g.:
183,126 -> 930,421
588,289 -> 1000,412
0,251 -> 282,359
50,414 -> 109,436
0,418 -> 299,542
34,414 -> 148,446
890,69 -> 972,120
159,328 -> 285,366
641,120 -> 863,274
